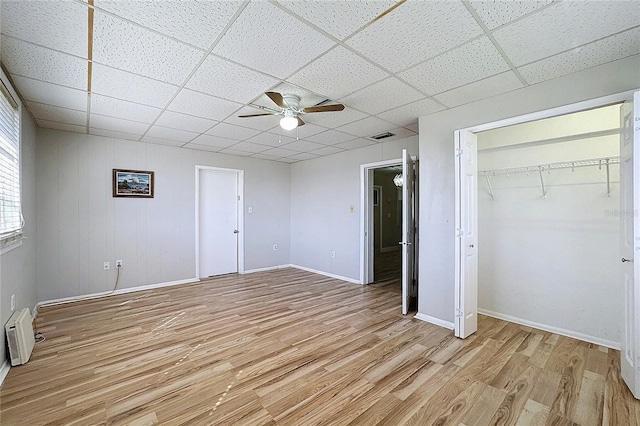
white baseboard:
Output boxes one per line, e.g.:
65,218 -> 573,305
35,277 -> 199,310
289,264 -> 361,285
414,313 -> 455,330
380,246 -> 401,253
478,308 -> 620,350
0,360 -> 10,387
242,265 -> 291,274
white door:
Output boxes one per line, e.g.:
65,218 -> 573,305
620,91 -> 640,398
454,130 -> 478,338
401,149 -> 414,315
198,169 -> 239,278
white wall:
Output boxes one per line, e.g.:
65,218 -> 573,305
418,54 -> 640,326
290,136 -> 417,282
0,104 -> 38,369
477,115 -> 621,345
36,130 -> 291,301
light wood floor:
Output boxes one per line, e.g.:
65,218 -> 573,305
1,268 -> 639,425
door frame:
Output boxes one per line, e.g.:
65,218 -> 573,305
454,89 -> 639,339
195,165 -> 244,278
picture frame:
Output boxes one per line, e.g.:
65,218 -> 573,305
113,169 -> 154,198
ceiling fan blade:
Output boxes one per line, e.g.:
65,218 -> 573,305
296,116 -> 305,127
302,104 -> 345,113
238,113 -> 275,118
265,91 -> 287,108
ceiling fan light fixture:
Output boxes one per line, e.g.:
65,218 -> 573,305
280,114 -> 298,131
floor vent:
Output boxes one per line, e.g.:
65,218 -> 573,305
369,131 -> 395,140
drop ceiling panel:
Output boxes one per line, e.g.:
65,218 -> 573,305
287,152 -> 319,161
189,134 -> 237,149
288,46 -> 389,100
399,37 -> 510,96
213,1 -> 335,78
518,27 -> 640,85
493,1 -> 640,66
183,143 -> 223,153
306,129 -> 358,145
434,71 -> 524,108
334,138 -> 377,150
89,128 -> 142,142
260,147 -> 299,158
37,119 -> 86,134
336,116 -> 397,138
378,98 -> 445,127
340,77 -> 423,115
167,89 -> 241,121
311,145 -> 344,156
27,102 -> 86,126
278,0 -> 396,40
90,94 -> 162,124
95,0 -> 243,49
218,148 -> 253,157
282,140 -> 325,153
144,125 -> 198,143
469,0 -> 554,30
245,132 -> 296,148
186,55 -> 279,104
154,111 -> 218,133
2,37 -> 87,90
140,136 -> 185,147
206,122 -> 262,141
346,1 -> 483,72
91,63 -> 178,107
93,11 -> 204,85
12,76 -> 88,111
251,153 -> 282,161
1,0 -> 87,57
302,106 -> 368,128
90,114 -> 150,135
225,142 -> 271,153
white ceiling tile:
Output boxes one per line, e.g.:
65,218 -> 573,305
224,107 -> 281,130
91,63 -> 178,107
12,76 -> 87,111
306,129 -> 358,145
287,152 -> 319,161
217,148 -> 253,157
283,140 -> 325,152
433,71 -> 524,108
183,143 -> 223,153
27,102 -> 86,126
93,11 -> 204,85
378,98 -> 445,127
168,89 -> 242,121
278,0 -> 396,40
95,0 -> 243,49
302,106 -> 368,128
346,1 -> 483,72
213,1 -> 335,78
334,138 -> 378,150
143,125 -> 198,143
90,114 -> 150,135
89,128 -> 142,141
245,132 -> 296,148
37,119 -> 86,134
1,37 -> 87,90
189,134 -> 237,149
469,0 -> 554,30
341,77 -> 424,115
311,145 -> 345,156
399,37 -> 510,95
206,122 -> 262,141
226,142 -> 271,153
405,122 -> 418,133
154,111 -> 218,133
251,153 -> 282,161
518,27 -> 640,85
260,147 -> 299,158
275,157 -> 299,163
90,94 -> 162,124
186,55 -> 279,103
493,1 -> 640,66
336,116 -> 396,138
288,46 -> 389,100
140,136 -> 185,147
1,0 -> 87,57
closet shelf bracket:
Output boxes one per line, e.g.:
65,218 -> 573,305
605,159 -> 611,197
484,172 -> 495,200
538,166 -> 547,199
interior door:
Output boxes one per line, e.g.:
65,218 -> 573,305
620,91 -> 640,398
454,130 -> 478,338
199,169 -> 238,278
401,149 -> 414,315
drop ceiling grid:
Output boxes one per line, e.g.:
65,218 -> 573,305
340,77 -> 424,116
154,111 -> 219,134
90,94 -> 163,124
11,75 -> 88,112
166,89 -> 242,122
26,102 -> 87,127
433,71 -> 524,109
377,98 -> 446,127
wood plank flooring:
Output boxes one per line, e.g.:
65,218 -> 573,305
1,268 -> 639,425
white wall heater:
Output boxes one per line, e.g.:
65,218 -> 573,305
5,308 -> 35,366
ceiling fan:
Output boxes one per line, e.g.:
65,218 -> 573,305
239,92 -> 345,131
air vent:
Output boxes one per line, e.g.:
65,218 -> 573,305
369,132 -> 395,140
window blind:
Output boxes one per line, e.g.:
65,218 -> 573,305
0,81 -> 22,242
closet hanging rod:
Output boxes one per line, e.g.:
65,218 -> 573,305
479,156 -> 620,176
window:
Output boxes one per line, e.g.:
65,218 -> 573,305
0,79 -> 22,245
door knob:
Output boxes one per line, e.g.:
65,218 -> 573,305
233,230 -> 239,234
622,257 -> 633,262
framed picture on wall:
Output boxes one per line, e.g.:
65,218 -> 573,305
113,169 -> 154,198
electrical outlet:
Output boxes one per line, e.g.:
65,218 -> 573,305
104,261 -> 110,270
116,260 -> 123,268
331,251 -> 336,258
10,294 -> 15,311
273,244 -> 277,251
